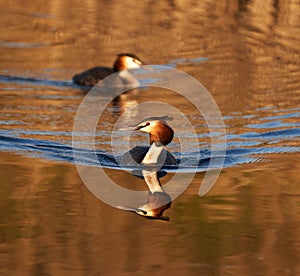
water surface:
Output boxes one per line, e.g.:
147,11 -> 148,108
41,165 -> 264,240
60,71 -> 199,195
0,0 -> 300,275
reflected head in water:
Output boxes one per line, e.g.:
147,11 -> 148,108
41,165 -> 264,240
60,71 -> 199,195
72,53 -> 145,87
117,192 -> 171,221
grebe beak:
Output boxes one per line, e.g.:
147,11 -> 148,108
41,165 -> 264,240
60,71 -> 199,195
116,205 -> 169,221
137,64 -> 152,71
118,122 -> 149,132
117,126 -> 137,132
116,205 -> 147,215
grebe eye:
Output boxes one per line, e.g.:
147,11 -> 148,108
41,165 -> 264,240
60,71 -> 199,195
145,122 -> 150,126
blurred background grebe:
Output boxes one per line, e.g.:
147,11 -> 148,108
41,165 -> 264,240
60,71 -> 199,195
0,0 -> 300,275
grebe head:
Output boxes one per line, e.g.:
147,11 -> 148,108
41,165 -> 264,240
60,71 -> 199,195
117,192 -> 171,220
134,119 -> 174,146
113,53 -> 144,72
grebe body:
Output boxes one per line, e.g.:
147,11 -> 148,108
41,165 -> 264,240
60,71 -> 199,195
121,146 -> 176,166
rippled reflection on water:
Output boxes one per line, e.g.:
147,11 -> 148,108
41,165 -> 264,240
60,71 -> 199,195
1,0 -> 300,275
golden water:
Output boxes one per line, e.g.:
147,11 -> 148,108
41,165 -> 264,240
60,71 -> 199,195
0,0 -> 300,275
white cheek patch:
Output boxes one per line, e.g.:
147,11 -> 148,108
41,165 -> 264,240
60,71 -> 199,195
125,58 -> 142,69
141,125 -> 152,133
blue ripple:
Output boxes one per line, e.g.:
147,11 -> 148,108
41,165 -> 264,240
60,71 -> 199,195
0,41 -> 50,48
240,128 -> 300,139
246,121 -> 300,129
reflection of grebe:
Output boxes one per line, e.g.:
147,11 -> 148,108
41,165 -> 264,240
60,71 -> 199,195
72,53 -> 144,86
118,117 -> 175,219
121,116 -> 177,166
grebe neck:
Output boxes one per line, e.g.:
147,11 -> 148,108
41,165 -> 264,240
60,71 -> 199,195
141,142 -> 164,164
141,142 -> 165,193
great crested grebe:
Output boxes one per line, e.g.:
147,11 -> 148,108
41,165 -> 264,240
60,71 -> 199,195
117,117 -> 175,219
120,116 -> 177,166
72,53 -> 144,86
